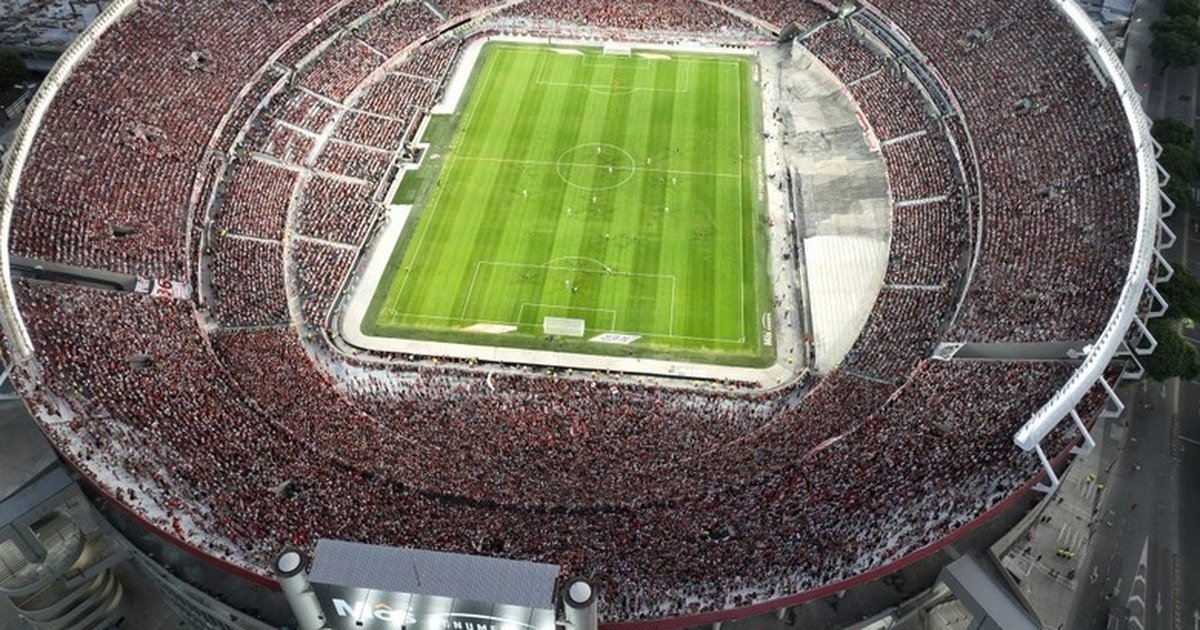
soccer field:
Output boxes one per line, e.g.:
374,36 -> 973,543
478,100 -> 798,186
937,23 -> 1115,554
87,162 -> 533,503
363,43 -> 773,366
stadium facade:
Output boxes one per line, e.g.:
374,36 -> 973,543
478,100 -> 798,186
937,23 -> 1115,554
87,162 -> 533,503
0,0 -> 1170,628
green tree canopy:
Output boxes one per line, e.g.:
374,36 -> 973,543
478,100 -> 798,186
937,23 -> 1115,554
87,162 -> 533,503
1165,0 -> 1200,18
0,49 -> 27,91
1151,16 -> 1200,68
1161,263 -> 1200,321
1144,319 -> 1200,381
1159,143 -> 1200,184
1153,117 -> 1194,148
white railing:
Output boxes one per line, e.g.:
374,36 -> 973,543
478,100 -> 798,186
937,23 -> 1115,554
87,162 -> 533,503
0,0 -> 140,361
1013,0 -> 1162,451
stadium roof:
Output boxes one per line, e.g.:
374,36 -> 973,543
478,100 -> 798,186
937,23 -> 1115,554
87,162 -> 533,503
309,539 -> 560,610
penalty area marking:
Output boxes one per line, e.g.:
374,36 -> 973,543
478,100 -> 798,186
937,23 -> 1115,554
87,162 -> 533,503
518,303 -> 618,331
459,259 -> 678,336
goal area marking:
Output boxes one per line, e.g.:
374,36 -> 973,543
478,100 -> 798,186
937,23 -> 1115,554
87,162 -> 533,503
603,42 -> 633,57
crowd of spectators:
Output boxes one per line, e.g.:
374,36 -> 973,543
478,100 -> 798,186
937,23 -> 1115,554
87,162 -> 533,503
886,198 -> 966,286
300,36 -> 387,102
212,160 -> 298,240
716,0 -> 829,30
293,241 -> 356,325
207,237 -> 289,328
860,0 -> 1140,342
275,90 -> 339,134
357,1 -> 442,59
507,0 -> 748,35
437,0 -> 505,19
253,124 -> 318,165
804,23 -> 879,84
313,139 -> 394,182
11,275 -> 1108,620
843,288 -> 954,382
358,74 -> 439,116
9,0 -> 356,278
295,177 -> 382,245
882,132 -> 957,201
1,0 -> 1146,622
335,111 -> 411,150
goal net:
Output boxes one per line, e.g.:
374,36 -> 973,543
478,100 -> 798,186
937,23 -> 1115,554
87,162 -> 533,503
603,42 -> 633,57
544,317 -> 586,337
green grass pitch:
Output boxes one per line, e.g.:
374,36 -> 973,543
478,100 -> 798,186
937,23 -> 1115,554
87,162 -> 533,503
363,43 -> 773,366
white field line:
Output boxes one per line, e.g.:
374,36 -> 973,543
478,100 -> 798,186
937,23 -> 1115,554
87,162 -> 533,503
738,60 -> 747,343
517,303 -> 618,330
385,46 -> 754,347
386,51 -> 501,315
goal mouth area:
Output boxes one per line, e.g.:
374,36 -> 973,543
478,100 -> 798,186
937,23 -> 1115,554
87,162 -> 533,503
603,42 -> 633,56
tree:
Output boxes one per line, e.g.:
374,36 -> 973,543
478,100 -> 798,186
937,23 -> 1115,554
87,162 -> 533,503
1143,319 -> 1200,381
0,48 -> 27,91
1161,264 -> 1200,320
1159,143 -> 1200,184
1165,0 -> 1200,18
1164,177 -> 1195,213
1151,16 -> 1200,68
1153,117 -> 1193,148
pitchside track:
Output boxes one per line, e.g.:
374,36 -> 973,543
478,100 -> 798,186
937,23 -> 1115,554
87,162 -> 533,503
365,43 -> 772,366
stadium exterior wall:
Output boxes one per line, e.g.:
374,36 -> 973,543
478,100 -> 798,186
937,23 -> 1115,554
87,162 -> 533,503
0,0 -> 140,362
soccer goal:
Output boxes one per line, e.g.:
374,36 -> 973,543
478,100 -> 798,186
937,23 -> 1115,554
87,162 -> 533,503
544,317 -> 586,337
603,42 -> 633,57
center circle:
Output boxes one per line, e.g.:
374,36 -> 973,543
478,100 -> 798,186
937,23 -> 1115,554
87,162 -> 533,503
555,143 -> 636,191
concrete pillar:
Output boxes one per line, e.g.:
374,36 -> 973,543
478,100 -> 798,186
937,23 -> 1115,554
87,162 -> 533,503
8,523 -> 47,563
275,549 -> 327,630
561,578 -> 597,630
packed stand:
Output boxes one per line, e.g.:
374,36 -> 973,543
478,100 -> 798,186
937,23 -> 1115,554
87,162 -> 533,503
299,36 -> 385,102
885,198 -> 966,286
356,1 -> 440,58
334,111 -> 410,150
860,0 -> 1140,342
293,241 -> 356,325
507,0 -> 747,34
437,0 -> 504,18
10,0 -> 348,278
213,160 -> 298,240
295,176 -> 382,245
882,132 -> 957,201
314,140 -> 394,182
11,274 -> 1114,622
843,288 -> 953,382
3,0 -> 1145,622
803,23 -> 879,83
252,124 -> 318,165
717,0 -> 829,30
207,237 -> 289,327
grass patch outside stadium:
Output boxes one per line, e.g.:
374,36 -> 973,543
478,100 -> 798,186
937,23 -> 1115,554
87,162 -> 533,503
362,42 -> 774,367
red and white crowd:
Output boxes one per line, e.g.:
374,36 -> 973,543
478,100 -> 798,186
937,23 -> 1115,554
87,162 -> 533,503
2,0 -> 1141,621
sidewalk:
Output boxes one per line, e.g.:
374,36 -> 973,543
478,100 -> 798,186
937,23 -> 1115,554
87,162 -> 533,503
996,417 -> 1129,628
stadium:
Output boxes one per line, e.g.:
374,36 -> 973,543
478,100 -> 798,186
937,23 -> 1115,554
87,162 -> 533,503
0,0 -> 1169,627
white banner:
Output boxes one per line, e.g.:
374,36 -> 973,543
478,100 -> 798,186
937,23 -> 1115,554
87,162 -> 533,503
134,277 -> 192,300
